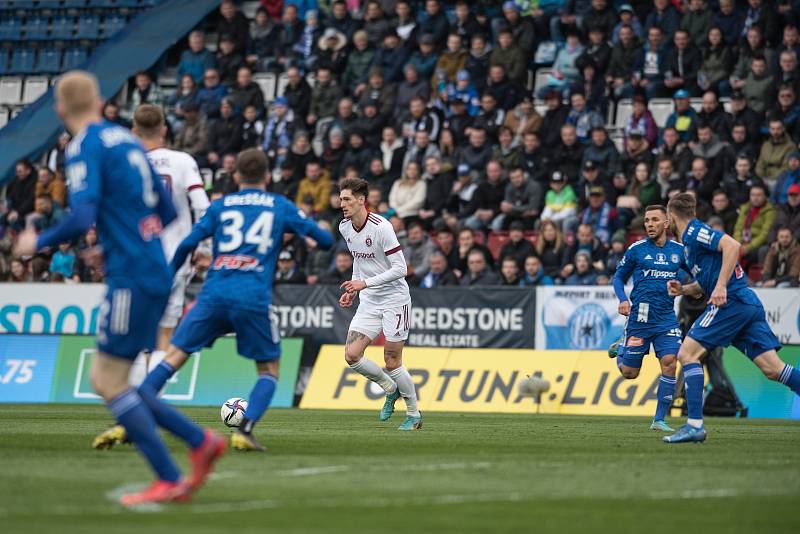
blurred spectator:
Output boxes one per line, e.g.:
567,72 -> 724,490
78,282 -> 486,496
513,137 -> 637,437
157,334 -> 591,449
437,33 -> 470,89
2,160 -> 36,231
284,66 -> 312,123
247,7 -> 280,72
486,64 -> 524,112
606,24 -> 641,99
46,132 -> 70,175
6,258 -> 28,282
577,160 -> 612,208
680,0 -> 712,48
620,128 -> 653,178
770,51 -> 800,105
464,34 -> 491,94
566,90 -> 604,143
665,90 -> 698,143
519,254 -> 554,286
632,26 -> 667,98
218,0 -> 250,54
729,123 -> 760,165
740,0 -> 779,47
536,219 -> 569,279
460,249 -> 501,286
262,97 -> 295,166
605,234 -> 627,275
499,221 -> 536,268
128,71 -> 164,116
196,68 -> 228,119
35,167 -> 66,208
757,119 -> 795,183
206,98 -> 243,168
690,122 -> 733,185
217,34 -> 245,86
168,75 -> 199,129
498,1 -> 536,55
403,221 -> 437,278
417,250 -> 459,288
583,26 -> 612,77
712,0 -> 743,47
653,157 -> 683,199
456,228 -> 495,275
772,152 -> 800,204
403,130 -> 440,174
663,29 -> 702,96
400,96 -> 441,144
304,221 -> 334,285
419,156 -> 453,229
505,97 -> 542,145
31,194 -> 64,233
684,157 -> 717,205
285,131 -> 315,181
396,65 -> 431,120
363,2 -> 391,47
274,249 -> 307,284
624,94 -> 658,147
500,256 -> 521,286
563,223 -> 608,278
380,126 -> 406,181
760,226 -> 800,287
178,30 -> 215,84
770,183 -> 800,241
174,102 -> 209,161
372,29 -> 410,84
408,35 -> 439,85
699,27 -> 733,96
622,161 -> 661,213
465,160 -> 506,232
565,250 -> 602,285
539,89 -> 570,150
340,132 -> 372,176
698,91 -> 733,141
552,124 -> 585,184
389,161 -> 427,221
103,101 -> 130,128
730,91 -> 763,144
546,28 -> 585,95
710,189 -> 739,235
541,171 -> 578,227
723,155 -> 761,206
769,84 -> 800,143
741,55 -> 773,115
327,1 -> 359,42
359,70 -> 395,118
316,27 -> 348,75
49,243 -> 76,281
342,30 -> 375,96
433,227 -> 459,271
451,1 -> 482,49
579,186 -> 618,246
734,183 -> 776,266
228,67 -> 265,117
497,166 -> 542,230
240,105 -> 265,149
291,9 -> 321,71
295,161 -> 331,214
551,1 -> 592,44
520,131 -> 548,184
491,126 -> 522,170
393,1 -> 418,46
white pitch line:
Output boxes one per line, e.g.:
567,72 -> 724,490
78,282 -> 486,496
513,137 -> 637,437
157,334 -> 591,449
274,465 -> 352,477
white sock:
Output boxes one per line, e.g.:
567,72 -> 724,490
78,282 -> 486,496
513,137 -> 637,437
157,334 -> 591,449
389,366 -> 420,417
687,418 -> 704,428
350,358 -> 397,393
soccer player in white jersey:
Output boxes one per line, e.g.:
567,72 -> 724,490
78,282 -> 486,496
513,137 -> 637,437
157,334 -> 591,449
92,104 -> 209,449
338,178 -> 422,430
133,104 -> 210,351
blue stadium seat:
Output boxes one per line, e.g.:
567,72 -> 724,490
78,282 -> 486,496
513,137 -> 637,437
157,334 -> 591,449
25,16 -> 49,41
50,16 -> 73,40
63,1 -> 88,8
62,47 -> 87,70
0,18 -> 24,42
102,15 -> 125,38
10,48 -> 36,74
75,14 -> 99,39
37,48 -> 61,74
13,1 -> 37,10
38,1 -> 64,9
115,0 -> 142,8
0,51 -> 9,75
87,0 -> 116,7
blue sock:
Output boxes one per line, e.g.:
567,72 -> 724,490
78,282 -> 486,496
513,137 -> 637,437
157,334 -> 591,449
779,365 -> 800,395
683,363 -> 705,423
108,389 -> 181,482
654,374 -> 676,421
241,374 -> 278,434
141,361 -> 175,394
138,386 -> 206,449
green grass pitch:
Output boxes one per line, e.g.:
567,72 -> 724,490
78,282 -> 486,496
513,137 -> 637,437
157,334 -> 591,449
1,405 -> 799,534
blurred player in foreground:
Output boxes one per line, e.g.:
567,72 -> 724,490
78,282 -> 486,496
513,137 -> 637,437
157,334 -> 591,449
610,205 -> 686,432
14,71 -> 224,505
663,193 -> 800,443
93,104 -> 209,449
109,148 -> 332,452
338,178 -> 421,430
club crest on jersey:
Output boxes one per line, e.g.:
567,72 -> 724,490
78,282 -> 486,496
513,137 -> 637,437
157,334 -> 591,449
365,237 -> 373,247
654,253 -> 668,265
671,254 -> 680,264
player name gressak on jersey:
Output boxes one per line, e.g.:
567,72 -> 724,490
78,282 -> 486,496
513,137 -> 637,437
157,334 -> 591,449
339,212 -> 411,308
613,238 -> 688,326
169,189 -> 333,310
146,147 -> 209,262
38,121 -> 176,287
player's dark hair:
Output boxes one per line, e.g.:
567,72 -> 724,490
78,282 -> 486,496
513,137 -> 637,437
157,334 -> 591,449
133,104 -> 165,139
667,193 -> 697,220
236,148 -> 268,184
644,205 -> 667,215
340,177 -> 369,199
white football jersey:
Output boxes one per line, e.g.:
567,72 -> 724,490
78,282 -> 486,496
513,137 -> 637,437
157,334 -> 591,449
146,147 -> 209,261
340,212 -> 411,309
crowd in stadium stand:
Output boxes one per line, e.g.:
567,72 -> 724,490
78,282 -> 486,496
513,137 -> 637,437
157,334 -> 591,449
2,0 -> 800,289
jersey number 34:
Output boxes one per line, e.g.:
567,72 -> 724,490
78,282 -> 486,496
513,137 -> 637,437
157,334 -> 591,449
219,210 -> 275,254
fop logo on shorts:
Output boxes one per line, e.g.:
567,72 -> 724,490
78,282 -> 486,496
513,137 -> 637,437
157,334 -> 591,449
568,303 -> 608,349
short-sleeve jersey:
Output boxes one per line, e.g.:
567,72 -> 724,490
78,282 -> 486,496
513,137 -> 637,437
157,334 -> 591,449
339,212 -> 411,309
186,188 -> 321,311
614,238 -> 686,327
682,219 -> 759,305
64,121 -> 172,290
146,147 -> 207,261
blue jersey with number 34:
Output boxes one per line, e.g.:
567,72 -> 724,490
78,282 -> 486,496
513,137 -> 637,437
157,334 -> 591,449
173,188 -> 331,311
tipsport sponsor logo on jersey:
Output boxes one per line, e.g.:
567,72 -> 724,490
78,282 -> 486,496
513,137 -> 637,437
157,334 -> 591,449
300,346 -> 663,416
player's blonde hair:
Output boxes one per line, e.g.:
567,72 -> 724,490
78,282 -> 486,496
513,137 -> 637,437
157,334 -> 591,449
133,104 -> 165,140
55,70 -> 100,118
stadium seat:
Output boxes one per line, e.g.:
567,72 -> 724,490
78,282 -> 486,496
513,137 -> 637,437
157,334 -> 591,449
614,99 -> 632,128
689,98 -> 702,112
0,76 -> 23,105
10,105 -> 22,118
487,232 -> 510,260
533,99 -> 547,116
22,75 -> 49,104
10,48 -> 36,74
748,264 -> 763,283
610,130 -> 624,152
0,107 -> 9,128
36,48 -> 62,74
62,47 -> 87,69
199,167 -> 214,189
0,18 -> 24,42
254,72 -> 276,101
721,97 -> 732,113
75,15 -> 99,40
102,15 -> 126,38
626,230 -> 646,246
50,16 -> 74,40
86,0 -> 116,7
0,51 -> 8,75
524,231 -> 538,248
276,72 -> 289,97
24,16 -> 49,41
533,68 -> 551,94
38,1 -> 64,9
605,100 -> 616,126
13,1 -> 37,10
648,98 -> 673,127
63,0 -> 88,8
115,0 -> 142,8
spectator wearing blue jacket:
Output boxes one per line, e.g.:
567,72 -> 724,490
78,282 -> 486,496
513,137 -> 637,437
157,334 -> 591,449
519,255 -> 555,286
772,151 -> 800,205
711,0 -> 743,46
611,4 -> 644,44
285,0 -> 318,21
644,0 -> 681,41
446,70 -> 480,117
195,68 -> 228,119
371,29 -> 410,83
177,31 -> 216,84
631,26 -> 669,98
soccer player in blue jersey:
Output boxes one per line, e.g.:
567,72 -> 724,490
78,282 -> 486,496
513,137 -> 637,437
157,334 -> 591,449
14,72 -> 225,505
663,192 -> 800,443
131,148 -> 333,452
611,205 -> 686,432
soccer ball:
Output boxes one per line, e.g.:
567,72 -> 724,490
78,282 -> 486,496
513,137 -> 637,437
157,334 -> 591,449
517,376 -> 551,398
221,397 -> 248,427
